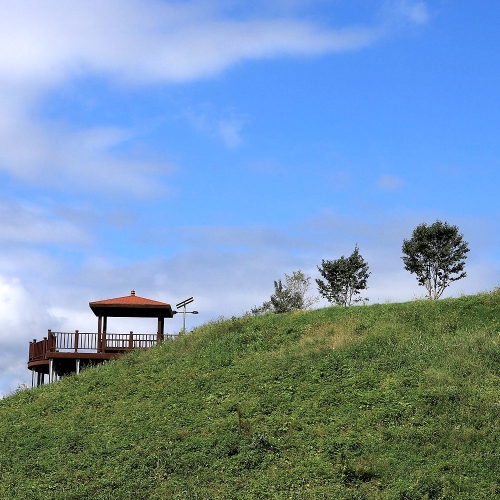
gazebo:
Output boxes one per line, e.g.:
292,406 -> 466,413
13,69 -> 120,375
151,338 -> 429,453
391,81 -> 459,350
28,291 -> 175,387
89,290 -> 174,341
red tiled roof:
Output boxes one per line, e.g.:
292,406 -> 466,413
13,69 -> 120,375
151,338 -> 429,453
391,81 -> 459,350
89,292 -> 174,318
90,294 -> 169,307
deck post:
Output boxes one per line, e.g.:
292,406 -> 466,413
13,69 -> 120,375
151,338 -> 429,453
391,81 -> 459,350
49,359 -> 54,384
31,369 -> 35,388
129,331 -> 133,350
76,359 -> 80,375
74,330 -> 79,352
48,330 -> 55,352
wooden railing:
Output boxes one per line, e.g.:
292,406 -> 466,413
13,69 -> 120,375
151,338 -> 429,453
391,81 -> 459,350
52,331 -> 99,351
28,330 -> 177,362
29,335 -> 55,361
103,333 -> 157,350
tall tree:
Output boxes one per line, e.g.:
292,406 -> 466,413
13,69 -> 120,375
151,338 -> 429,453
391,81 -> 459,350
316,245 -> 370,306
402,220 -> 469,300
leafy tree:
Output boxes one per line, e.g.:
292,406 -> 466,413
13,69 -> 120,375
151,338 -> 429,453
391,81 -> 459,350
402,220 -> 469,300
252,270 -> 318,315
269,279 -> 303,314
316,245 -> 370,306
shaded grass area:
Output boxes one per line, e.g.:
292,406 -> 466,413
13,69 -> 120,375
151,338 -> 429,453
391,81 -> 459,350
1,292 -> 500,498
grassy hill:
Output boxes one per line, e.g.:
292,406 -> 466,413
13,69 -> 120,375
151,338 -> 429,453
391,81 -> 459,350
1,292 -> 500,499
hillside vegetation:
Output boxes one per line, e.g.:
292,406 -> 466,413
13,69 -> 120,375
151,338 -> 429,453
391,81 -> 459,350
1,292 -> 500,499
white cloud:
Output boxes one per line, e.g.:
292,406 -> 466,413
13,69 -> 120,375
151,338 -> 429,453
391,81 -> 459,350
0,278 -> 31,330
0,198 -> 90,245
216,118 -> 245,149
0,274 -> 59,396
0,112 -> 176,196
381,0 -> 430,28
0,0 -> 419,88
0,0 -> 428,193
396,0 -> 430,25
179,224 -> 299,249
184,108 -> 246,148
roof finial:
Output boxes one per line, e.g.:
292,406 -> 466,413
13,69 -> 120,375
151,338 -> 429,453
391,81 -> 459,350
131,290 -> 135,296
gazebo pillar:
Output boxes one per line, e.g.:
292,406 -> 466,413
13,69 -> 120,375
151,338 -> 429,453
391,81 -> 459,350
157,315 -> 165,342
97,310 -> 108,352
97,314 -> 102,352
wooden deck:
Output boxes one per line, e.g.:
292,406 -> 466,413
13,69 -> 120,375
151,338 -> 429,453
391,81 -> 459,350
28,330 -> 177,385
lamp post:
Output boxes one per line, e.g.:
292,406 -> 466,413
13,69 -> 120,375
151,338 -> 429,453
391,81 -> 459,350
175,297 -> 199,333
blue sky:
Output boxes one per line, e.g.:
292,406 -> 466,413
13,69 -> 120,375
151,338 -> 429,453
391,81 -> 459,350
1,0 -> 499,394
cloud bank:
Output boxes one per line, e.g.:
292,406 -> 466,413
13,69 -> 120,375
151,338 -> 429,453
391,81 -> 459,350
0,0 -> 428,193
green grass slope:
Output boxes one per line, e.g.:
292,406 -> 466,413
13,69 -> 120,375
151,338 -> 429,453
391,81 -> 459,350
1,292 -> 500,499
